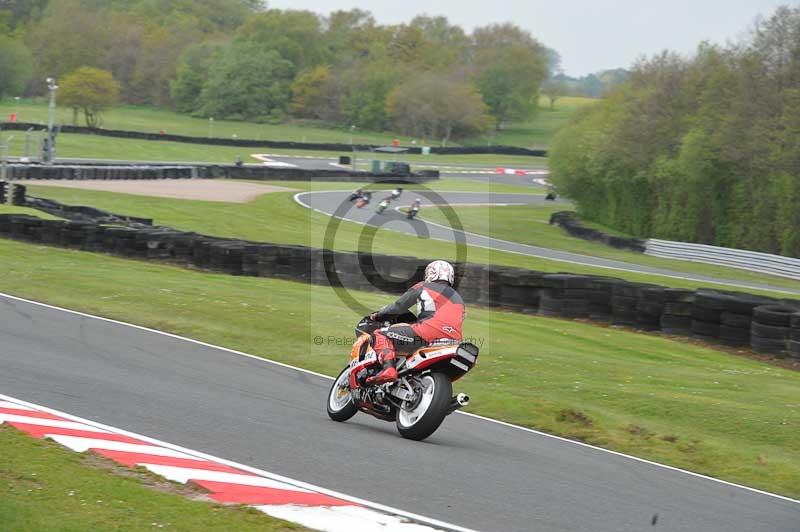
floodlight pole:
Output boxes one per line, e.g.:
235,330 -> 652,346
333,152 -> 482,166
44,78 -> 58,164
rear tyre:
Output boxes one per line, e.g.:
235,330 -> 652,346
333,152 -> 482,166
327,366 -> 358,422
396,372 -> 452,441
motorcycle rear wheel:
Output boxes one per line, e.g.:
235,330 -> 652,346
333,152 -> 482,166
396,372 -> 452,441
327,365 -> 358,422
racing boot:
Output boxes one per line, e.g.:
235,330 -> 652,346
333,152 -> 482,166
366,332 -> 398,385
366,358 -> 397,385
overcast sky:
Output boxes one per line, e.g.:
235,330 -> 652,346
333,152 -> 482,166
267,0 -> 791,76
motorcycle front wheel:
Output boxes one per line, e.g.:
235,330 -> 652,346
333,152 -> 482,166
327,365 -> 358,422
396,372 -> 452,441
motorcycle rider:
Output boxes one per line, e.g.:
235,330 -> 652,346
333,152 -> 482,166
367,260 -> 465,385
390,187 -> 403,200
407,198 -> 421,218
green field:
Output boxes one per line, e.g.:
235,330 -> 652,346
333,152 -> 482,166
464,97 -> 598,149
19,184 -> 799,297
0,96 -> 594,151
0,237 -> 797,498
4,131 -> 549,167
420,203 -> 800,293
0,426 -> 302,531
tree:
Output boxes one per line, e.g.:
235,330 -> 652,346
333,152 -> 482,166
234,9 -> 328,73
25,0 -> 113,91
471,23 -> 548,128
289,65 -> 332,119
59,67 -> 121,127
0,35 -> 33,99
170,41 -> 221,113
199,42 -> 294,121
386,74 -> 492,143
541,76 -> 568,110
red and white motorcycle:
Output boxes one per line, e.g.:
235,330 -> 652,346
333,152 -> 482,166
327,314 -> 478,441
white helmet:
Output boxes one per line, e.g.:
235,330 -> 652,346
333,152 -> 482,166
424,260 -> 455,285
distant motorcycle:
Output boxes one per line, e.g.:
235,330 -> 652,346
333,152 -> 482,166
406,199 -> 421,220
376,198 -> 391,214
356,191 -> 372,208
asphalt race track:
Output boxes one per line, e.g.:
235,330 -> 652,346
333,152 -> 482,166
296,190 -> 800,296
256,153 -> 547,187
1,295 -> 798,532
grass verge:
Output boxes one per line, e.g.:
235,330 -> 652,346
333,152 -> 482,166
0,425 -> 303,531
0,238 -> 798,498
419,203 -> 800,293
21,184 -> 798,298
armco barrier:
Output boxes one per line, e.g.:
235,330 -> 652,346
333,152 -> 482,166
1,122 -> 546,157
5,163 -> 438,184
2,212 -> 799,361
645,239 -> 800,280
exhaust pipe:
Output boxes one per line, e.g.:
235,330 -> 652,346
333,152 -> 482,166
456,393 -> 469,407
446,393 -> 470,414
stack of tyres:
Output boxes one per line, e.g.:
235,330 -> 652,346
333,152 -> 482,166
478,267 -> 510,309
538,274 -> 591,318
690,290 -> 730,341
718,294 -> 776,347
191,238 -> 216,269
789,312 -> 800,360
79,223 -> 104,252
660,289 -> 695,335
208,241 -> 246,275
454,264 -> 487,305
498,270 -> 543,313
637,286 -> 666,330
11,184 -> 26,206
241,244 -> 262,276
586,277 -> 621,322
750,304 -> 798,355
610,282 -> 641,326
37,219 -> 63,245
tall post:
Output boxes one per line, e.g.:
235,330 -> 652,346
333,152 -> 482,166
1,137 -> 12,182
24,128 -> 32,159
44,78 -> 58,164
350,125 -> 356,172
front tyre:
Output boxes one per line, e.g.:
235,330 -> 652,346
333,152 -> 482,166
327,366 -> 358,422
396,372 -> 452,441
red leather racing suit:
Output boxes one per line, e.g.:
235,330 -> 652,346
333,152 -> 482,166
372,281 -> 465,363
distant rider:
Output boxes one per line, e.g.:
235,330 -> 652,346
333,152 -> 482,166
348,188 -> 363,202
408,198 -> 421,217
390,187 -> 403,200
367,260 -> 465,385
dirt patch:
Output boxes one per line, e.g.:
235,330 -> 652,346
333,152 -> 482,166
81,451 -> 214,502
557,409 -> 593,427
20,179 -> 296,203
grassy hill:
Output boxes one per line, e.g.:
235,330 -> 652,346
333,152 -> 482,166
0,96 -> 596,149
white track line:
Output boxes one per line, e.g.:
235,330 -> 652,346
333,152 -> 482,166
293,191 -> 799,296
1,291 -> 798,507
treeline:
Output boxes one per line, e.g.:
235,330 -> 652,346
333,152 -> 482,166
557,69 -> 628,98
0,0 -> 551,141
550,6 -> 800,258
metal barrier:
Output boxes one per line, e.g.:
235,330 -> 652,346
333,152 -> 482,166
645,239 -> 800,280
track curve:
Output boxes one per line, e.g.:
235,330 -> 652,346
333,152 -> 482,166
296,191 -> 800,295
1,294 -> 797,532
